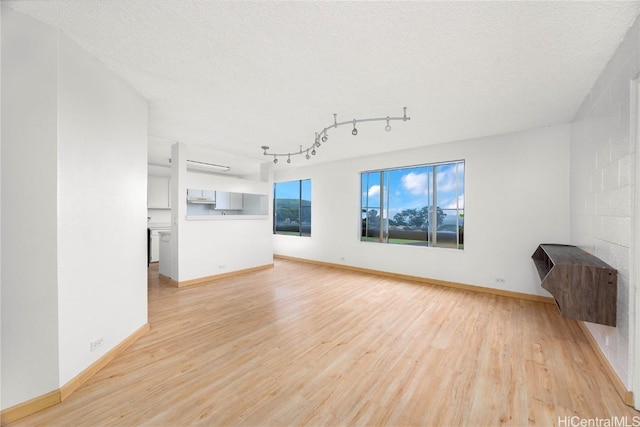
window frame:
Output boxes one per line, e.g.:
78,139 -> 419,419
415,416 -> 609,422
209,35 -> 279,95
273,178 -> 311,237
360,160 -> 465,249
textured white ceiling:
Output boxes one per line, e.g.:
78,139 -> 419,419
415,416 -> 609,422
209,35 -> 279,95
5,1 -> 640,174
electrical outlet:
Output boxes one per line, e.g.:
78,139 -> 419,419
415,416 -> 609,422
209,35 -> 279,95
218,265 -> 225,270
90,337 -> 103,352
339,257 -> 346,262
495,277 -> 506,284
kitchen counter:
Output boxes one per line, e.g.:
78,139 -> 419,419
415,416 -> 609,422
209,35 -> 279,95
186,215 -> 268,221
148,222 -> 171,230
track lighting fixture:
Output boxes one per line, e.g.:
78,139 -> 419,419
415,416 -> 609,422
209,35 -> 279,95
260,107 -> 410,164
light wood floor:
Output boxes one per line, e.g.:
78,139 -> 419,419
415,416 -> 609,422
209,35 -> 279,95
10,258 -> 638,426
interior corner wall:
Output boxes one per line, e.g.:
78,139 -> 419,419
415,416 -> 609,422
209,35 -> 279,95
1,6 -> 149,409
56,31 -> 148,385
273,124 -> 571,298
1,6 -> 60,409
570,16 -> 640,389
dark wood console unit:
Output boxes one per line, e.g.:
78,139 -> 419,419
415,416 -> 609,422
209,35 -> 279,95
531,244 -> 617,326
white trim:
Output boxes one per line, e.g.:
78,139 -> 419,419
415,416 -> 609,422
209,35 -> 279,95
631,79 -> 640,410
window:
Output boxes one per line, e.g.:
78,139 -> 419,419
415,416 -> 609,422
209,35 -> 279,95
361,161 -> 464,249
274,179 -> 311,236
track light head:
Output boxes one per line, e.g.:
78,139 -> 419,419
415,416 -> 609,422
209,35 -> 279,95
385,117 -> 391,132
273,156 -> 278,164
287,154 -> 291,164
352,119 -> 358,136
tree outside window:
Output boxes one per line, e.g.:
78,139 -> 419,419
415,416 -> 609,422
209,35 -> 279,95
361,161 -> 464,249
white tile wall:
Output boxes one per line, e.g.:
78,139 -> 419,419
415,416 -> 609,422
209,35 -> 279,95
570,16 -> 639,388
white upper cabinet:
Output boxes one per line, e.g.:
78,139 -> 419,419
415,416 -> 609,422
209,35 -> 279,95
215,191 -> 243,210
148,176 -> 171,209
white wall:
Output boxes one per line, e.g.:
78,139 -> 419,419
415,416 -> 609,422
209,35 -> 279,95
570,15 -> 639,391
171,143 -> 273,282
56,31 -> 148,385
1,6 -> 60,409
1,3 -> 3,411
274,124 -> 571,297
1,6 -> 148,409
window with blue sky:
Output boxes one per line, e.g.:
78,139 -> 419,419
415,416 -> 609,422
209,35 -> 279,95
274,179 -> 311,236
361,161 -> 464,249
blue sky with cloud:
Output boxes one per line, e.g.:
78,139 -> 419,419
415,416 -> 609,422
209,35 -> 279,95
275,162 -> 464,227
274,179 -> 311,200
362,161 -> 464,224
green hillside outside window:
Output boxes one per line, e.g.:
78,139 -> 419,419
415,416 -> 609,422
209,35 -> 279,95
274,179 -> 311,236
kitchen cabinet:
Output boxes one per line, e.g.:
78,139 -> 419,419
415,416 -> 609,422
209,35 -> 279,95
185,192 -> 268,219
158,231 -> 172,278
149,229 -> 170,262
150,230 -> 160,262
215,191 -> 243,210
148,176 -> 171,209
187,188 -> 216,202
